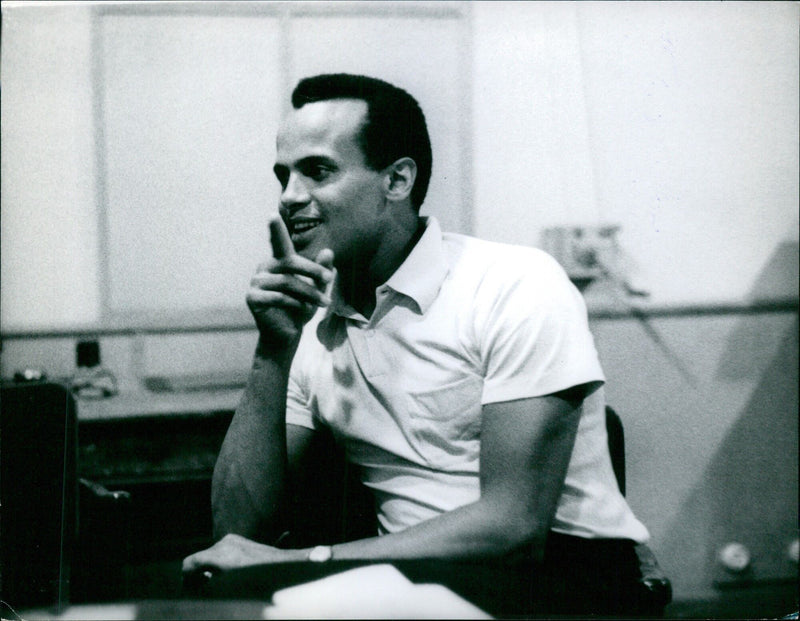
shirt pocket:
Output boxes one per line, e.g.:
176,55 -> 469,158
405,376 -> 483,468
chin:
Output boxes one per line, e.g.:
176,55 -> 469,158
294,245 -> 316,260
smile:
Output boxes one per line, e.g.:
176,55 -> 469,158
291,220 -> 322,234
289,218 -> 323,247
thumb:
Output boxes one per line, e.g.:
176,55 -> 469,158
315,248 -> 335,271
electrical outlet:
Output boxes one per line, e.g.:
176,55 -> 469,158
76,340 -> 100,368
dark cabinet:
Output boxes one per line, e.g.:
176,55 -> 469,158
73,410 -> 233,602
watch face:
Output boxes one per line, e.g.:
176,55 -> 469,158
309,545 -> 332,563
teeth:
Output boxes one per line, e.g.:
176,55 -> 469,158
292,220 -> 321,234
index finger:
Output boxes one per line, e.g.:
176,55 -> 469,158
269,216 -> 295,260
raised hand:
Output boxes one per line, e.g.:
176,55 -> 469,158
246,216 -> 334,353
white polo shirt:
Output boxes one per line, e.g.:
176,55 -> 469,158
286,217 -> 649,543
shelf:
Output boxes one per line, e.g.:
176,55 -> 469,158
79,407 -> 233,485
77,388 -> 242,421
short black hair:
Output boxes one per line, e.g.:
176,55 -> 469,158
291,73 -> 432,211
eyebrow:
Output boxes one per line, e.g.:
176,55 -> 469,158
273,155 -> 337,176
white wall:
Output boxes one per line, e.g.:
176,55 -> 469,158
0,5 -> 101,328
1,2 -> 472,331
593,310 -> 798,600
472,2 -> 600,236
472,1 -> 799,305
2,2 -> 797,332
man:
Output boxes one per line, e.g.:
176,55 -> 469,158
183,74 -> 650,612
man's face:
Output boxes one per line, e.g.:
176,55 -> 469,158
273,99 -> 388,266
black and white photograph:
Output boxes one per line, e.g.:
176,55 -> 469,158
1,1 -> 797,619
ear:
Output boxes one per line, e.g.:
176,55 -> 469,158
383,157 -> 417,202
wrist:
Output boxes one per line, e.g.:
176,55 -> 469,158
254,337 -> 299,366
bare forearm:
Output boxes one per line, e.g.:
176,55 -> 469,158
330,396 -> 581,565
185,497 -> 546,578
329,496 -> 542,564
198,215 -> 335,554
211,346 -> 294,541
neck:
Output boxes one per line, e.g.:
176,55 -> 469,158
338,216 -> 425,318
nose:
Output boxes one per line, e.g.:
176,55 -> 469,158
280,173 -> 311,212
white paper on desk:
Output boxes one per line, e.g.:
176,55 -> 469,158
261,563 -> 492,620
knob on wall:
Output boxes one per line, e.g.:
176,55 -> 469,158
717,542 -> 752,574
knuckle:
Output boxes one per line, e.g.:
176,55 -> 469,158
245,289 -> 262,304
256,259 -> 273,272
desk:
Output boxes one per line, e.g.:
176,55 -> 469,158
77,388 -> 242,421
74,391 -> 239,601
197,556 -> 656,618
26,563 -> 493,619
76,392 -> 236,547
77,389 -> 239,485
203,560 -> 516,617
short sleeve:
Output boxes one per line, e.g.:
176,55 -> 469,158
478,250 -> 604,404
285,327 -> 320,431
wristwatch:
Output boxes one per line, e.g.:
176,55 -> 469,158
308,545 -> 333,563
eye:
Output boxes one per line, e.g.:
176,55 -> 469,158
306,163 -> 332,182
273,166 -> 289,189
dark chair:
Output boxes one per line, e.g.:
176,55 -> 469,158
606,405 -> 627,495
314,406 -> 673,615
1,381 -> 78,612
606,406 -> 673,616
0,381 -> 131,613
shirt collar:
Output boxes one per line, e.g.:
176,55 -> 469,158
385,216 -> 449,314
329,216 -> 449,318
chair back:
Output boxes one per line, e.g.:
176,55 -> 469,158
605,405 -> 673,614
1,381 -> 78,611
605,406 -> 626,495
